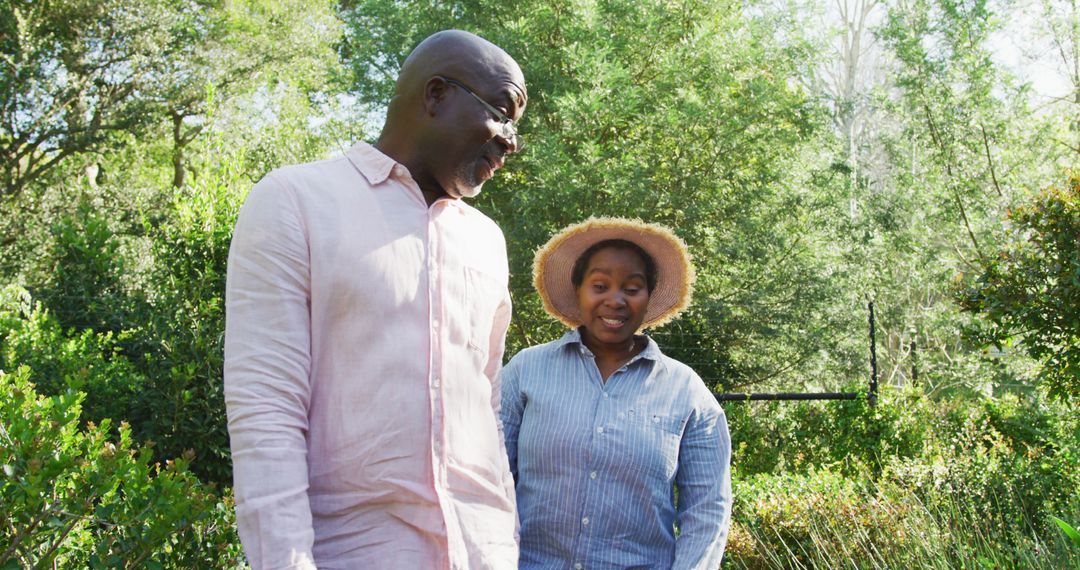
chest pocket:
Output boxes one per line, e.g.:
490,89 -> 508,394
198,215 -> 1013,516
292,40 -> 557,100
465,266 -> 504,356
623,411 -> 684,480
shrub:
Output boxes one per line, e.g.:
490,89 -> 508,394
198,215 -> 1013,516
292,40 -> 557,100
0,286 -> 149,431
0,367 -> 244,568
725,386 -> 932,477
726,468 -> 1080,569
959,174 -> 1080,404
729,468 -> 921,567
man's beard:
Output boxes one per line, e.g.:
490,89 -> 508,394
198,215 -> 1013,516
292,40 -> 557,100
445,159 -> 485,199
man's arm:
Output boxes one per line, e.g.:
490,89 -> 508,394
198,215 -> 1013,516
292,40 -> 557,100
224,174 -> 317,570
497,356 -> 523,484
671,395 -> 732,570
486,289 -> 515,504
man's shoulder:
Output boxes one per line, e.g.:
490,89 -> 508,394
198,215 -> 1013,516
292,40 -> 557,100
456,200 -> 504,235
263,153 -> 362,191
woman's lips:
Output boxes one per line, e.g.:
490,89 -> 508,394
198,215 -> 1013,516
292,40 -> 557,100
600,317 -> 626,329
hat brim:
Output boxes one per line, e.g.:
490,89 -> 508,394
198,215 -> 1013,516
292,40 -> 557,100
533,217 -> 695,330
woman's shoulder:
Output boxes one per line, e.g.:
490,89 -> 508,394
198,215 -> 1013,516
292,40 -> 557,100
505,333 -> 575,369
650,348 -> 722,412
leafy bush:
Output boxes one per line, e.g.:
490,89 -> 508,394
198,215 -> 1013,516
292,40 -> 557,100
726,468 -> 1080,569
728,468 -> 920,566
725,386 -> 931,476
960,174 -> 1080,404
4,140 -> 249,486
882,394 -> 1080,537
0,286 -> 148,431
126,164 -> 246,485
723,386 -> 1080,568
0,366 -> 244,568
34,198 -> 144,336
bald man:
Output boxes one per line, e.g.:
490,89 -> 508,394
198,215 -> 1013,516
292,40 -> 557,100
224,30 -> 527,569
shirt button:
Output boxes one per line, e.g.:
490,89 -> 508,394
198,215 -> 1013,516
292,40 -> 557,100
590,471 -> 598,479
433,378 -> 440,388
574,565 -> 583,570
596,427 -> 604,434
602,393 -> 609,399
581,517 -> 590,526
653,416 -> 660,423
617,412 -> 625,419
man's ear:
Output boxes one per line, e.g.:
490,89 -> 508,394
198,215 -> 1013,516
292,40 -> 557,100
423,77 -> 449,117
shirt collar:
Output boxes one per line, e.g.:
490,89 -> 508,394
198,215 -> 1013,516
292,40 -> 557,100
345,141 -> 466,211
346,141 -> 398,186
558,327 -> 661,364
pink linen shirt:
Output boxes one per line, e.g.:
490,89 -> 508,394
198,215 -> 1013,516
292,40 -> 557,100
224,142 -> 517,570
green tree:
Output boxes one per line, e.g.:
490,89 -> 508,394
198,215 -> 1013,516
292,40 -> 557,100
959,174 -> 1080,403
843,0 -> 1055,394
341,0 -> 867,392
0,0 -> 162,198
0,0 -> 342,197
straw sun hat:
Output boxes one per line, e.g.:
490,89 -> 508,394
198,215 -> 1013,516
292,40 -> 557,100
533,217 -> 695,331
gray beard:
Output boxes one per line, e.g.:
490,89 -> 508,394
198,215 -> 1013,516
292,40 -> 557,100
447,161 -> 483,198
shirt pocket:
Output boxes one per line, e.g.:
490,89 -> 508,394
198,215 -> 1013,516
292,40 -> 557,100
464,266 -> 504,355
624,411 -> 684,480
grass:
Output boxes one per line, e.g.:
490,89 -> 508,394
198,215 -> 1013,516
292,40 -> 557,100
724,479 -> 1080,569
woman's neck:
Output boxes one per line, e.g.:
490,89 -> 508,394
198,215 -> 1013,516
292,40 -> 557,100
581,330 -> 643,382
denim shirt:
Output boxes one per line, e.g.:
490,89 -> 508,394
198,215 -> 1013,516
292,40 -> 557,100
501,329 -> 731,570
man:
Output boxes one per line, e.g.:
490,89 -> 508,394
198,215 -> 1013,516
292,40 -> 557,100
224,30 -> 527,569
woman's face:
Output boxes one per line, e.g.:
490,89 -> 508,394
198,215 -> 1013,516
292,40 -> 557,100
575,246 -> 651,351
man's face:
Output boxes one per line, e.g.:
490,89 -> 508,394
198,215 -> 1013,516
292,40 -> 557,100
425,67 -> 526,199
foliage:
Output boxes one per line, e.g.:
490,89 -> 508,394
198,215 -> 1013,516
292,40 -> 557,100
125,139 -> 249,485
0,366 -> 243,568
1052,516 -> 1080,550
1,0 -> 162,198
0,134 -> 249,485
723,388 -> 1080,568
0,286 -> 147,430
341,0 -> 863,392
960,174 -> 1080,403
1,0 -> 1078,565
725,469 -> 1080,569
1,0 -> 343,196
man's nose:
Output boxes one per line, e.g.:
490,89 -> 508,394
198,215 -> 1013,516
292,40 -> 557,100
497,132 -> 519,154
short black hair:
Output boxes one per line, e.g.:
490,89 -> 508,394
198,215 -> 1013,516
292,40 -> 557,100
570,239 -> 658,294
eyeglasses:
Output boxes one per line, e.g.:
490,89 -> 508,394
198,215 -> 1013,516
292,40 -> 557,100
438,76 -> 523,151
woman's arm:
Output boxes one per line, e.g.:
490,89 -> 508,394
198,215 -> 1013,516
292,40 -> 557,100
498,359 -> 525,483
671,396 -> 732,570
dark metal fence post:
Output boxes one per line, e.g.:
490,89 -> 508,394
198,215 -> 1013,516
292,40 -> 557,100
868,300 -> 878,406
712,298 -> 883,405
910,336 -> 918,387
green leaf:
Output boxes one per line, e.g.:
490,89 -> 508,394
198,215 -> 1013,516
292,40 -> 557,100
1051,516 -> 1080,549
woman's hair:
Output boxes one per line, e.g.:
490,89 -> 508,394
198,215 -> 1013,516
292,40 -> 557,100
570,239 -> 658,294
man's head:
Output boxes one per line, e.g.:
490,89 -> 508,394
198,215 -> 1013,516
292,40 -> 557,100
377,30 -> 527,203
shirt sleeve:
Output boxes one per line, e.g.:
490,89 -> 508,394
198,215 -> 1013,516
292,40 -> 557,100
486,287 -> 516,520
224,173 -> 317,570
672,391 -> 732,570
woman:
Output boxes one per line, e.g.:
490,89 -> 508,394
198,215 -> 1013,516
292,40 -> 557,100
501,217 -> 731,570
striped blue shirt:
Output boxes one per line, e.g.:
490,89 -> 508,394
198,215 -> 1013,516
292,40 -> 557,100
501,329 -> 731,570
